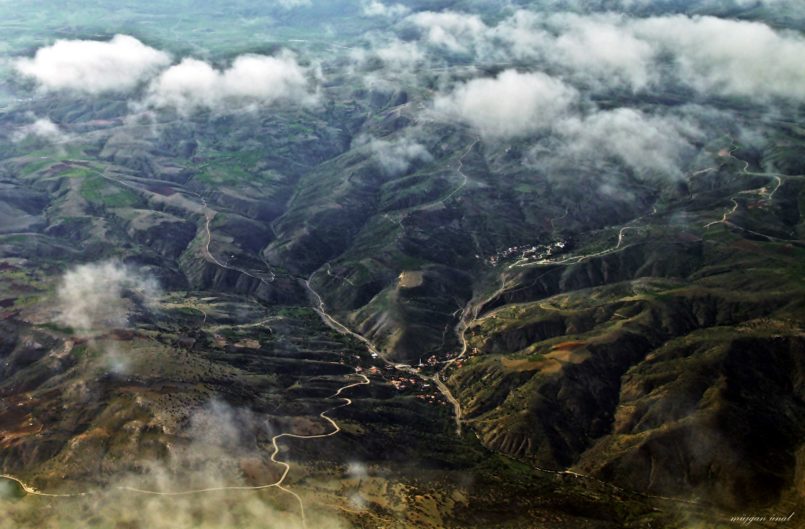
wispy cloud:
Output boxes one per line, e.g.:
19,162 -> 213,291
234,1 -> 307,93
12,116 -> 71,143
0,397 -> 350,529
56,260 -> 160,332
355,133 -> 433,176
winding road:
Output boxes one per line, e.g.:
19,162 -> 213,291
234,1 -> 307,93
703,143 -> 790,233
0,474 -> 87,498
2,139 -> 733,523
116,371 -> 370,529
510,225 -> 640,268
78,161 -> 278,285
301,139 -> 482,436
200,196 -> 276,284
305,270 -> 468,436
2,327 -> 370,529
0,201 -> 371,529
5,318 -> 356,523
429,299 -> 476,436
381,138 -> 479,238
703,198 -> 739,229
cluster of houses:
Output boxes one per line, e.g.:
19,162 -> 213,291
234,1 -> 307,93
487,240 -> 567,267
389,377 -> 419,391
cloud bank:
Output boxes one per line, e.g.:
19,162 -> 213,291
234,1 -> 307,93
401,10 -> 805,102
629,15 -> 805,100
15,35 -> 170,94
426,59 -> 702,176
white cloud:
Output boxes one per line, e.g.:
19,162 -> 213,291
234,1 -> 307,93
56,260 -> 160,332
486,10 -> 549,61
359,134 -> 433,176
401,10 -> 805,102
407,11 -> 488,53
351,38 -> 424,72
480,12 -> 657,91
405,11 -> 657,90
495,11 -> 805,101
616,0 -> 793,9
146,58 -> 220,111
348,37 -> 426,92
145,52 -> 317,114
549,14 -> 656,91
361,0 -> 410,18
433,69 -> 578,139
630,15 -> 805,101
276,0 -> 311,8
12,117 -> 70,143
375,40 -> 424,68
555,108 -> 700,178
485,12 -> 656,90
15,34 -> 170,94
346,461 -> 369,479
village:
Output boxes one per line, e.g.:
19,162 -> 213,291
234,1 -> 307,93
486,239 -> 568,267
